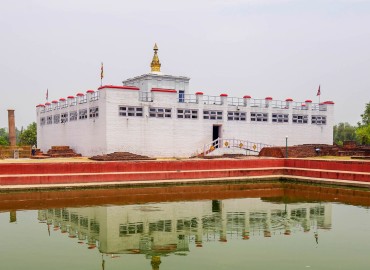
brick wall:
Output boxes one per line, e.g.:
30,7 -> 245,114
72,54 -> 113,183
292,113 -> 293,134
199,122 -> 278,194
259,144 -> 339,158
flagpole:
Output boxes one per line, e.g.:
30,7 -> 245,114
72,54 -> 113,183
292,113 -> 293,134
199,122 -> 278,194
317,85 -> 321,104
100,62 -> 104,87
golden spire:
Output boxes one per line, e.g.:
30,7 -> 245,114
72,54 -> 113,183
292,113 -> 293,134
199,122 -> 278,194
151,256 -> 161,270
150,43 -> 161,72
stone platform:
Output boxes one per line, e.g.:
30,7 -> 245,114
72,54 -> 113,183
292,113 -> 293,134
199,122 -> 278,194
0,159 -> 369,190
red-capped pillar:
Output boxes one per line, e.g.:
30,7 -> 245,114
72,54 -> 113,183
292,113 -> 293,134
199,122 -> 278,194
322,101 -> 335,114
305,99 -> 312,110
86,90 -> 95,101
7,109 -> 16,146
285,98 -> 293,109
220,93 -> 228,105
265,96 -> 273,108
243,95 -> 251,107
195,91 -> 204,104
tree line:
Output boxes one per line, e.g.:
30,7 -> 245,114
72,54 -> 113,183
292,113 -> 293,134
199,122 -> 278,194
0,122 -> 37,146
334,102 -> 370,145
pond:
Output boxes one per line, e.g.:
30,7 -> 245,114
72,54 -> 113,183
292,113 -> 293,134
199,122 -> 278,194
1,181 -> 370,270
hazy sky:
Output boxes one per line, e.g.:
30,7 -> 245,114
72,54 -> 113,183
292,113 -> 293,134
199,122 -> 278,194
1,0 -> 369,129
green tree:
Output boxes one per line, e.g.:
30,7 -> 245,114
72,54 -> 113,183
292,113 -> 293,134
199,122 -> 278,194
16,127 -> 22,145
359,102 -> 370,126
0,128 -> 9,146
333,122 -> 357,145
19,122 -> 37,146
355,102 -> 370,145
356,125 -> 370,145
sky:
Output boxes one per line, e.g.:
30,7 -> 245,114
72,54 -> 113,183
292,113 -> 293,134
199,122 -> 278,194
1,0 -> 369,129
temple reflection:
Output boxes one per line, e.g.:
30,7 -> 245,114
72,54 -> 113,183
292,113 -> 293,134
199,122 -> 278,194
38,198 -> 331,261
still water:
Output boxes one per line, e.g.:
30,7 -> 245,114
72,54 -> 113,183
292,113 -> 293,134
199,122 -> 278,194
1,182 -> 370,270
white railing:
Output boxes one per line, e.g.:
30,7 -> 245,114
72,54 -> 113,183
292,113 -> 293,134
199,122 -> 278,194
202,95 -> 222,105
249,99 -> 265,108
90,92 -> 100,101
139,92 -> 153,102
227,97 -> 244,106
203,138 -> 273,156
182,94 -> 197,103
270,100 -> 289,109
79,97 -> 87,104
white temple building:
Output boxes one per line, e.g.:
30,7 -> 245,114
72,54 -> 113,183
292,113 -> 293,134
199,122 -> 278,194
38,199 -> 332,256
36,44 -> 334,157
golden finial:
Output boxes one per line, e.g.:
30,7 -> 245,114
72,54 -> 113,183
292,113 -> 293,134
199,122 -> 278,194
150,43 -> 161,72
151,256 -> 161,270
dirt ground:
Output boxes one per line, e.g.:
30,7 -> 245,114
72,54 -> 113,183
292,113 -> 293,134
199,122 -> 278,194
0,155 -> 360,164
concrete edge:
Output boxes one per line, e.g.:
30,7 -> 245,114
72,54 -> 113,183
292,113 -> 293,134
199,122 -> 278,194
0,176 -> 285,192
0,167 -> 369,178
1,174 -> 370,192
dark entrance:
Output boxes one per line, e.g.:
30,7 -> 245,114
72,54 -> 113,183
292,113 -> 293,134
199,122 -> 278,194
212,125 -> 221,148
179,90 -> 185,103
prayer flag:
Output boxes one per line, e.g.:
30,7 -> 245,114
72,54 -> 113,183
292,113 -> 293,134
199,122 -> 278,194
46,88 -> 49,101
316,85 -> 321,96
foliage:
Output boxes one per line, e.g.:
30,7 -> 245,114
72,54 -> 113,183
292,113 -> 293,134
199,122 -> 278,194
16,127 -> 22,145
359,102 -> 370,126
354,102 -> 370,145
18,122 -> 37,146
0,128 -> 9,146
333,122 -> 357,145
356,125 -> 370,145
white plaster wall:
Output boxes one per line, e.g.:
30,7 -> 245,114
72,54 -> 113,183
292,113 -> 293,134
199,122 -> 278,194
122,73 -> 190,94
37,92 -> 107,156
37,87 -> 334,158
104,90 -> 333,157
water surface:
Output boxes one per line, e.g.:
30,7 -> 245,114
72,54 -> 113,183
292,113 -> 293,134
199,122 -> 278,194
1,182 -> 370,270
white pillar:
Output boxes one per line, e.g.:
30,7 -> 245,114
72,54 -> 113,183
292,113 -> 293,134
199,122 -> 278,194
243,95 -> 251,107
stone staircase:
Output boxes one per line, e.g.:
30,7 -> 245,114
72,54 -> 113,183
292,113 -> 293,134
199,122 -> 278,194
89,152 -> 155,161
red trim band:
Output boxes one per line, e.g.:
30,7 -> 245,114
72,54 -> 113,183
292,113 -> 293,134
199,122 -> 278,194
243,95 -> 251,99
98,85 -> 140,90
220,93 -> 228,97
285,98 -> 293,101
265,96 -> 273,100
195,92 -> 204,95
324,101 -> 335,104
151,88 -> 177,93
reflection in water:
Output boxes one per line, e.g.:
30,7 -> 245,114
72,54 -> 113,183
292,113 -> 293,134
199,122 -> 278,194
37,198 -> 331,267
4,182 -> 370,270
